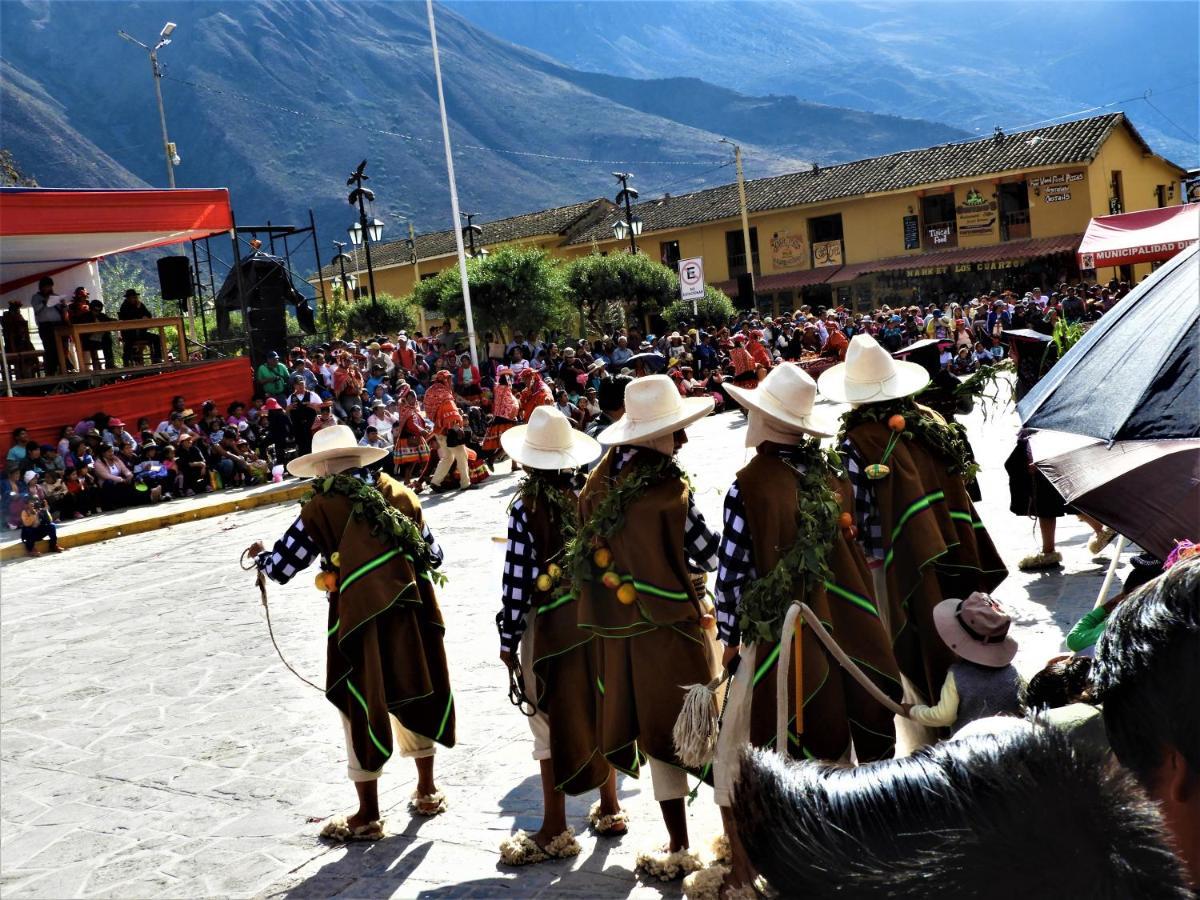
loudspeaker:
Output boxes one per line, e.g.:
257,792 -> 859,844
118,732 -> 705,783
157,255 -> 193,302
736,273 -> 755,310
247,305 -> 287,367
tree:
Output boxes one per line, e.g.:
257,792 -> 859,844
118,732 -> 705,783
346,292 -> 419,338
0,149 -> 37,187
420,246 -> 573,340
318,281 -> 353,339
564,252 -> 678,334
663,285 -> 736,329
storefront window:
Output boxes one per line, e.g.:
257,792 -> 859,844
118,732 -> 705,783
999,182 -> 1031,241
725,228 -> 760,277
920,194 -> 957,249
660,240 -> 681,269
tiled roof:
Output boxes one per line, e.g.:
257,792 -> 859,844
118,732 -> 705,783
321,198 -> 614,277
567,113 -> 1167,245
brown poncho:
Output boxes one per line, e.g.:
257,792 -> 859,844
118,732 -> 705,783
735,452 -> 902,762
576,448 -> 718,777
846,418 -> 1007,700
519,479 -> 611,795
300,474 -> 456,774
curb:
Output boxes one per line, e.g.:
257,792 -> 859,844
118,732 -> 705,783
1,481 -> 309,561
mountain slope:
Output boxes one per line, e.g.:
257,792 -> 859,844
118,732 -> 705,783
0,0 -> 967,252
451,0 -> 1199,167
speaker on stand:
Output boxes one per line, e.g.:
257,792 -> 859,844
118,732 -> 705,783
158,255 -> 196,355
736,272 -> 755,311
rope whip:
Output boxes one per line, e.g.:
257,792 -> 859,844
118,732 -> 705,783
240,549 -> 324,692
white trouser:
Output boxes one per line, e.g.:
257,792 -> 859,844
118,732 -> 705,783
430,434 -> 470,488
870,565 -> 936,756
519,613 -> 552,761
647,756 -> 689,802
713,642 -> 758,807
340,713 -> 434,782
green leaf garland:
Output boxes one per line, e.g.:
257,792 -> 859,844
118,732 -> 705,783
737,439 -> 844,645
303,474 -> 447,586
837,397 -> 980,482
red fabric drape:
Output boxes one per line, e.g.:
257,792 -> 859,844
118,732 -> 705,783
0,359 -> 253,457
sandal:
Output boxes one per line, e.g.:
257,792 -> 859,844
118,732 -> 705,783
1018,550 -> 1062,571
408,790 -> 448,817
1088,527 -> 1117,556
636,845 -> 703,882
588,800 -> 629,836
498,828 -> 581,866
319,815 -> 385,842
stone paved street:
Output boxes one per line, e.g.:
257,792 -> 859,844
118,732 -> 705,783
0,397 -> 1130,898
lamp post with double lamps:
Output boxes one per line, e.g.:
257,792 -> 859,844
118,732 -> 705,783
118,21 -> 179,189
346,160 -> 383,308
460,212 -> 486,258
611,172 -> 643,254
331,241 -> 357,304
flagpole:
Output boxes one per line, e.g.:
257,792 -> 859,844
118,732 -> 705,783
426,0 -> 479,369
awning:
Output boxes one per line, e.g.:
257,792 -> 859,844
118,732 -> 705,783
1077,204 -> 1199,269
827,234 -> 1082,282
0,187 -> 233,293
754,267 -> 838,291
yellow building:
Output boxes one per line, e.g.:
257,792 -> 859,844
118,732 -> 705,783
318,112 -> 1186,317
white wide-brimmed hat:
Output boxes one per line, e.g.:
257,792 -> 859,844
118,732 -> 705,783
597,374 -> 713,445
500,406 -> 602,470
817,333 -> 930,406
286,424 -> 388,478
725,363 -> 836,437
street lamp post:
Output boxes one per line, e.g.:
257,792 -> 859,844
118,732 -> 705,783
460,212 -> 486,258
118,22 -> 179,189
346,160 -> 382,308
611,172 -> 642,254
331,241 -> 357,303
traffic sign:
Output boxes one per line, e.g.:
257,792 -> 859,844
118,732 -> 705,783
678,257 -> 705,303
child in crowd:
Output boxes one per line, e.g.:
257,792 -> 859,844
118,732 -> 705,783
904,593 -> 1024,735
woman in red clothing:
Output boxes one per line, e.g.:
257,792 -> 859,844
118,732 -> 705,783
483,366 -> 520,464
392,388 -> 434,489
747,330 -> 772,370
518,370 -> 554,423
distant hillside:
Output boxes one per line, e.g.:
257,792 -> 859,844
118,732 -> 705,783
0,0 -> 968,255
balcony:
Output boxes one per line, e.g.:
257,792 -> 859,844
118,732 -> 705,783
1001,209 -> 1031,241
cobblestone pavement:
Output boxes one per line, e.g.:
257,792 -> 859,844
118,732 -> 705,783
0,397 -> 1129,898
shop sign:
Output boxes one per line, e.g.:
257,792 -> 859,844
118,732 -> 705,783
813,239 -> 843,267
953,259 -> 1025,273
904,266 -> 950,277
903,214 -> 920,250
1030,170 -> 1085,204
926,224 -> 954,245
770,228 -> 806,269
955,188 -> 998,235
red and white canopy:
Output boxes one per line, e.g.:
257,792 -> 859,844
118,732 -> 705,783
1077,204 -> 1199,269
0,187 -> 233,295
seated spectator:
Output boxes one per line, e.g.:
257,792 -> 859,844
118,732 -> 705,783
950,346 -> 977,375
7,428 -> 28,470
733,727 -> 1190,898
18,474 -> 62,556
1092,556 -> 1200,887
2,465 -> 29,529
176,432 -> 209,496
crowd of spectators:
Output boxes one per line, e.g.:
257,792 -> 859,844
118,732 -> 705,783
1,275 -> 1135,552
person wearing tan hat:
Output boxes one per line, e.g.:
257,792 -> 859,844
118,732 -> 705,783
903,593 -> 1023,735
244,425 -> 456,841
576,375 -> 719,879
494,408 -> 625,865
819,334 -> 1007,750
700,364 -> 902,897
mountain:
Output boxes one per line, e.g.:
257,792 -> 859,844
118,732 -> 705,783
0,0 -> 967,260
450,0 -> 1199,168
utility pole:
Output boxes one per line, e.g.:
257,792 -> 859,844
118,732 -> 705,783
720,139 -> 754,291
119,23 -> 179,189
407,221 -> 428,334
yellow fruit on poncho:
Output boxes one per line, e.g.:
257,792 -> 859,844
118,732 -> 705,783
593,548 -> 613,569
616,583 -> 638,605
601,571 -> 622,590
330,552 -> 341,567
536,574 -> 553,592
547,563 -> 562,580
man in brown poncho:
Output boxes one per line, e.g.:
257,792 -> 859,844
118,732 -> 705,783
706,363 -> 903,897
246,424 -> 455,842
493,407 -> 625,866
582,375 -> 722,881
818,334 -> 1007,748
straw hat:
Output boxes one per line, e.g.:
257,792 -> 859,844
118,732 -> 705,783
286,424 -> 388,478
725,363 -> 836,438
817,334 -> 929,406
500,406 -> 601,471
932,592 -> 1017,667
597,374 -> 713,445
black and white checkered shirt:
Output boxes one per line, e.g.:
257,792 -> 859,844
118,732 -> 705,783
715,482 -> 755,646
257,516 -> 443,584
498,498 -> 539,654
840,439 -> 884,561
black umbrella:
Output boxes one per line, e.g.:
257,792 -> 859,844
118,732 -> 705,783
1017,244 -> 1198,441
625,352 -> 667,373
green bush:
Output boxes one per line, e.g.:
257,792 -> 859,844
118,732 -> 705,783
564,252 -> 678,333
346,292 -> 419,338
663,286 -> 736,328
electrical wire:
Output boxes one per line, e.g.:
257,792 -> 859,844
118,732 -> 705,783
1141,92 -> 1199,144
